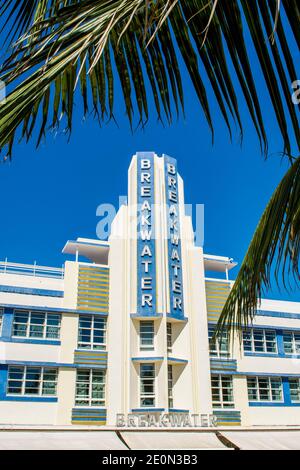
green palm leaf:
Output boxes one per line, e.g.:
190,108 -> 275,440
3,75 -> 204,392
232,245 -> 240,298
0,0 -> 299,157
216,155 -> 300,341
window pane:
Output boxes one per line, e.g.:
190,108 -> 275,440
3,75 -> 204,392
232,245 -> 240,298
140,363 -> 155,407
13,312 -> 28,337
78,315 -> 106,350
283,332 -> 293,353
7,366 -> 24,394
289,379 -> 300,402
211,375 -> 234,408
140,321 -> 154,348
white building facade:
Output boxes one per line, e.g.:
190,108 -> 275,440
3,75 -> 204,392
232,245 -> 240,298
0,152 -> 300,428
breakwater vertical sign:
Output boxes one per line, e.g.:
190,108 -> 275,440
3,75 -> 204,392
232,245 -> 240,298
136,152 -> 156,316
164,155 -> 184,319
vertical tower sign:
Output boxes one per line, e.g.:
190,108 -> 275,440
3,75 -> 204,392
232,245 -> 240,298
136,152 -> 156,316
164,155 -> 184,319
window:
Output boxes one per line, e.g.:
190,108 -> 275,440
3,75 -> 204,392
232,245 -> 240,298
243,329 -> 277,354
247,376 -> 283,402
12,310 -> 61,340
208,328 -> 229,358
140,363 -> 155,407
75,369 -> 106,407
78,315 -> 106,350
211,374 -> 234,408
0,310 -> 3,335
289,378 -> 300,403
139,321 -> 154,350
167,323 -> 172,352
283,331 -> 300,355
7,366 -> 57,396
168,365 -> 173,408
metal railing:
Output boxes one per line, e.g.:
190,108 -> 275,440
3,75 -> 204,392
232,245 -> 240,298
0,260 -> 64,279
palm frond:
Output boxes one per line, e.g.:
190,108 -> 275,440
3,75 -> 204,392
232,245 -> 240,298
0,0 -> 299,158
215,155 -> 300,341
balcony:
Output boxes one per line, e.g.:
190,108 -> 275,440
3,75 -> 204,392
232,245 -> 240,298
0,260 -> 64,279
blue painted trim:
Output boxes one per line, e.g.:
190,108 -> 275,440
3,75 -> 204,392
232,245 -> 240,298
130,313 -> 163,319
164,155 -> 185,320
136,152 -> 157,317
257,310 -> 300,320
0,308 -> 14,340
0,285 -> 63,298
0,360 -> 106,369
2,396 -> 58,402
208,321 -> 300,332
211,370 -> 300,377
248,402 -> 300,407
244,352 -> 282,358
169,409 -> 189,413
277,329 -> 285,357
167,357 -> 188,364
131,357 -> 163,362
210,358 -> 237,371
132,408 -> 165,412
0,364 -> 8,400
166,314 -> 188,323
0,303 -> 108,316
0,365 -> 56,402
1,337 -> 61,346
245,371 -> 300,378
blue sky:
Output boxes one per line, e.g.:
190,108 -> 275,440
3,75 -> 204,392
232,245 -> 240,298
0,18 -> 298,302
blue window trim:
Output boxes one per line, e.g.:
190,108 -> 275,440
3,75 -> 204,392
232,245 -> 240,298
1,396 -> 58,403
0,360 -> 106,369
131,408 -> 165,412
131,357 -> 164,362
247,376 -> 300,407
167,357 -> 188,364
0,303 -> 108,316
244,352 -> 281,358
0,364 -> 58,402
0,285 -> 63,298
169,409 -> 189,413
207,324 -> 300,360
249,401 -> 300,407
257,310 -> 300,320
0,308 -> 62,343
0,307 -> 14,340
1,337 -> 61,346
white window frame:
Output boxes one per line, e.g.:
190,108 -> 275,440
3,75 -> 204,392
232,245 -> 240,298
75,368 -> 106,407
140,363 -> 156,408
283,331 -> 300,355
211,374 -> 234,409
12,310 -> 61,340
7,366 -> 58,397
243,328 -> 277,354
247,376 -> 283,402
139,321 -> 154,350
168,364 -> 173,409
289,378 -> 300,403
77,315 -> 107,350
167,322 -> 172,353
208,327 -> 229,358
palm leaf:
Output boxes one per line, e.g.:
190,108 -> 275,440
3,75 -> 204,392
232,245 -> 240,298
0,0 -> 299,158
216,155 -> 300,341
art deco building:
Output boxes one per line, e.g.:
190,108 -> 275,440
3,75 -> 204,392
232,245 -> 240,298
0,152 -> 299,429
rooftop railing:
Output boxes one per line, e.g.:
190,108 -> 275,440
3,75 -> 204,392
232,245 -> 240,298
0,260 -> 64,279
